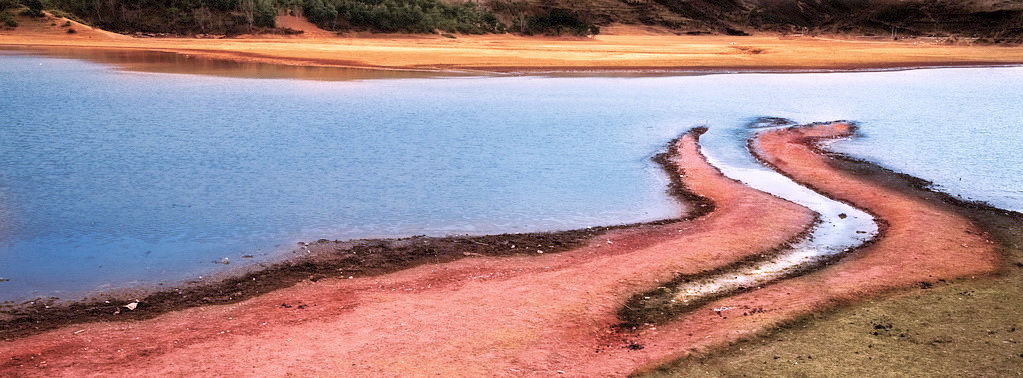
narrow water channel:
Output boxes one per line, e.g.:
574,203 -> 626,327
638,120 -> 879,312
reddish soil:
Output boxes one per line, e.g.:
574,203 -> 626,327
0,131 -> 816,376
0,123 -> 1000,376
625,123 -> 1001,373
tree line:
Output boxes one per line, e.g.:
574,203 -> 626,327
3,0 -> 599,36
301,0 -> 501,34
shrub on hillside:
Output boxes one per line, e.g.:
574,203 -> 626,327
516,8 -> 598,36
19,0 -> 43,16
1,11 -> 16,27
487,1 -> 599,37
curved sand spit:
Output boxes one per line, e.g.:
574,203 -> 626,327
0,123 -> 999,376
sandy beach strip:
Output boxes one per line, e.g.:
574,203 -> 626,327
2,15 -> 1023,74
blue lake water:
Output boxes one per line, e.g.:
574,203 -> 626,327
1,48 -> 1021,302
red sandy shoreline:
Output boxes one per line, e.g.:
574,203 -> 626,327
0,124 -> 1003,376
0,132 -> 816,376
626,123 -> 1001,373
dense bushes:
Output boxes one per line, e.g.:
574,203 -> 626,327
0,0 -> 17,27
20,0 -> 43,16
21,0 -> 598,36
0,11 -> 14,27
303,0 -> 502,34
517,8 -> 598,36
487,0 -> 598,36
38,0 -> 505,35
45,0 -> 284,34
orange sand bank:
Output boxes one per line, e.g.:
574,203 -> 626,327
1,14 -> 1022,73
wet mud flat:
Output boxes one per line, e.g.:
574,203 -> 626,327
0,142 -> 711,341
0,123 -> 1012,376
0,129 -> 819,376
0,221 -> 708,342
0,230 -> 615,340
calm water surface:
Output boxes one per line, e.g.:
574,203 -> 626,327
1,49 -> 1021,302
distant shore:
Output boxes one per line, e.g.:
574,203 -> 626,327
2,13 -> 1022,74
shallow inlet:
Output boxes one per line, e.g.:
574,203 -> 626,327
2,48 -> 1021,303
653,121 -> 879,308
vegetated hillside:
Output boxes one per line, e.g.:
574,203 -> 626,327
10,0 -> 528,35
8,0 -> 596,36
299,0 -> 503,34
42,0 -> 299,35
5,0 -> 1022,40
1,0 -> 27,28
536,0 -> 1023,41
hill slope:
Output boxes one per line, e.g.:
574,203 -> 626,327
2,0 -> 1021,41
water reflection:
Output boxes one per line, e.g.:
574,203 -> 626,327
0,46 -> 461,81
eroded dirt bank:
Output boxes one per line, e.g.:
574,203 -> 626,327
0,131 -> 816,376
